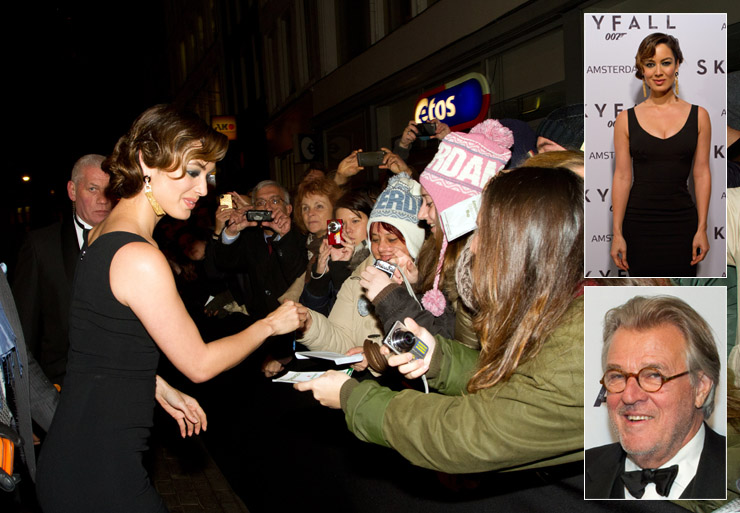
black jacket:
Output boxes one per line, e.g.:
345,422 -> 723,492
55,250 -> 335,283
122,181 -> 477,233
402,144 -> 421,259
585,424 -> 727,499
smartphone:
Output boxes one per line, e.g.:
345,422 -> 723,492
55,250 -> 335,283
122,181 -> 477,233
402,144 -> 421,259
357,151 -> 386,167
219,194 -> 233,208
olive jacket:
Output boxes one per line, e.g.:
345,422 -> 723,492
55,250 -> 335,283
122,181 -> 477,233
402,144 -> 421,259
339,295 -> 584,474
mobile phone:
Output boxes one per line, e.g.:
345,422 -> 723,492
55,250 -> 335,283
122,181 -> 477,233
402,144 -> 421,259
357,151 -> 386,167
219,194 -> 233,208
414,122 -> 437,139
246,210 -> 273,222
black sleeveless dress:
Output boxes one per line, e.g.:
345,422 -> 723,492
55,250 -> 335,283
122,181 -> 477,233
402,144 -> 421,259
622,104 -> 699,277
36,232 -> 167,513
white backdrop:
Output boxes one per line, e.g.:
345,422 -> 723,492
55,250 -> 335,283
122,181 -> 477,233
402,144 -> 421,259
584,13 -> 727,278
583,286 -> 727,450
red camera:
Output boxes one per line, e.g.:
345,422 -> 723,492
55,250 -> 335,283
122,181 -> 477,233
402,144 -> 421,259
327,219 -> 343,246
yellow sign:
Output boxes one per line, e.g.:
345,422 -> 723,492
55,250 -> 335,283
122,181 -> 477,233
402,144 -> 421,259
212,116 -> 237,141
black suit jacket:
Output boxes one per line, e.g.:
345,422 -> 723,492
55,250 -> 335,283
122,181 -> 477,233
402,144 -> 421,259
11,216 -> 79,385
585,424 -> 727,499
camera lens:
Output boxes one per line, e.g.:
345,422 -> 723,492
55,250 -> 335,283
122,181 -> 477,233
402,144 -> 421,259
328,221 -> 341,233
388,329 -> 417,353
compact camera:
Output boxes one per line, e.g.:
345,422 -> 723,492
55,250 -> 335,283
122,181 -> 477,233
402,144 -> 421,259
357,151 -> 386,167
383,321 -> 429,360
246,209 -> 273,222
414,122 -> 436,138
373,259 -> 397,278
327,219 -> 343,246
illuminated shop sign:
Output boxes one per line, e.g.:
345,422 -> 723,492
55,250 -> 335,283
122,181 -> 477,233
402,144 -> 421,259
212,116 -> 237,141
414,73 -> 490,131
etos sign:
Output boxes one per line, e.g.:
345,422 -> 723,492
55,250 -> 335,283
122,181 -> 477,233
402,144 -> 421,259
414,73 -> 490,131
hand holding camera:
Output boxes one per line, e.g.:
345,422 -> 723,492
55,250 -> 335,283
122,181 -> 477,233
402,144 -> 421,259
316,239 -> 333,274
262,208 -> 291,237
356,150 -> 387,168
336,150 -> 364,185
359,262 -> 396,301
383,318 -> 436,379
399,120 -> 420,149
378,148 -> 411,176
388,249 -> 419,285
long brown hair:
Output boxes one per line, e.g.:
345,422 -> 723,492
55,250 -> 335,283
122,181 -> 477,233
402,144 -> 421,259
415,228 -> 465,299
468,167 -> 583,392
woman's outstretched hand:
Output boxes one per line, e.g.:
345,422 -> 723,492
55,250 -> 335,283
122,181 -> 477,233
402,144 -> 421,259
263,301 -> 308,335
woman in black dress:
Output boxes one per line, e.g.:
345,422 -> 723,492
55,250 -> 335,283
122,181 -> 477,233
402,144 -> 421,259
610,33 -> 711,277
36,105 -> 306,513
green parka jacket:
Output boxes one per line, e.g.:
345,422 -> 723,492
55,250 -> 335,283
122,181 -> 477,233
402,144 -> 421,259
339,295 -> 584,474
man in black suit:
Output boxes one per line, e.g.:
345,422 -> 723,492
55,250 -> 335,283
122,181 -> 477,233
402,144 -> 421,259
12,154 -> 111,386
585,295 -> 726,500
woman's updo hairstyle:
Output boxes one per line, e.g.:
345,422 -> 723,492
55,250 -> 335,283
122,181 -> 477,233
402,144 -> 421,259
634,32 -> 684,80
103,104 -> 228,200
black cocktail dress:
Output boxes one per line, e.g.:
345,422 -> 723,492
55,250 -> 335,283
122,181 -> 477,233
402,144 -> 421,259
622,104 -> 699,277
36,232 -> 167,513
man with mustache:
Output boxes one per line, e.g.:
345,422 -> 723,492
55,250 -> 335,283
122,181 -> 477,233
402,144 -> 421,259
585,294 -> 725,499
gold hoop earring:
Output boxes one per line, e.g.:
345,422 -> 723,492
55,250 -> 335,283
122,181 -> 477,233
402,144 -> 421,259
143,176 -> 165,216
674,72 -> 679,96
642,79 -> 647,98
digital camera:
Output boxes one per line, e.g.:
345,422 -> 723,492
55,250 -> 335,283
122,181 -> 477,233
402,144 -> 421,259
327,219 -> 343,246
373,259 -> 396,278
246,209 -> 273,222
383,321 -> 429,360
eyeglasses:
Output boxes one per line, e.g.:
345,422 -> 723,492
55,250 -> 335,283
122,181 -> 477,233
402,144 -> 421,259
600,367 -> 689,394
254,197 -> 284,208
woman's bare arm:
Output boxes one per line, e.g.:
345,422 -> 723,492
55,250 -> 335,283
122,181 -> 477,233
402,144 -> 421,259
610,110 -> 632,271
110,242 -> 305,382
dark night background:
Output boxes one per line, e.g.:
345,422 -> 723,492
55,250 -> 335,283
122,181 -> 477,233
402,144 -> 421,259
4,1 -> 170,267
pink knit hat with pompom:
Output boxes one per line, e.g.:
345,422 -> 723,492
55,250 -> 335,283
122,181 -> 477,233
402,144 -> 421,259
419,119 -> 513,316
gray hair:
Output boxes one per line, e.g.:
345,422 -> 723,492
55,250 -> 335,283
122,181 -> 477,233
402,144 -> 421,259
70,154 -> 106,184
252,180 -> 290,205
602,295 -> 721,418
601,296 -> 720,419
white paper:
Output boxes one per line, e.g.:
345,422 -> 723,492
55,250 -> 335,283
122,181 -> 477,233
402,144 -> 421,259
439,194 -> 481,241
272,371 -> 326,383
294,351 -> 363,365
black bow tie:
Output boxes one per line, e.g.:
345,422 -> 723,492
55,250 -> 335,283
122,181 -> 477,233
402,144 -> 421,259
621,465 -> 679,498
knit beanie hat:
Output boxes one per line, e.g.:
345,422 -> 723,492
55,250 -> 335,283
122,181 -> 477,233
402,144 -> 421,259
536,104 -> 584,151
419,119 -> 513,315
499,118 -> 537,168
367,173 -> 424,259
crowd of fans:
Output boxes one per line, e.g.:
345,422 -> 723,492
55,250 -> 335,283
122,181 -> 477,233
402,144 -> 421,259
3,101 -> 735,513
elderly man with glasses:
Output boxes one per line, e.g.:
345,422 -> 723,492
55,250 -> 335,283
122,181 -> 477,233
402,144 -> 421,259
210,180 -> 307,329
585,295 -> 725,500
